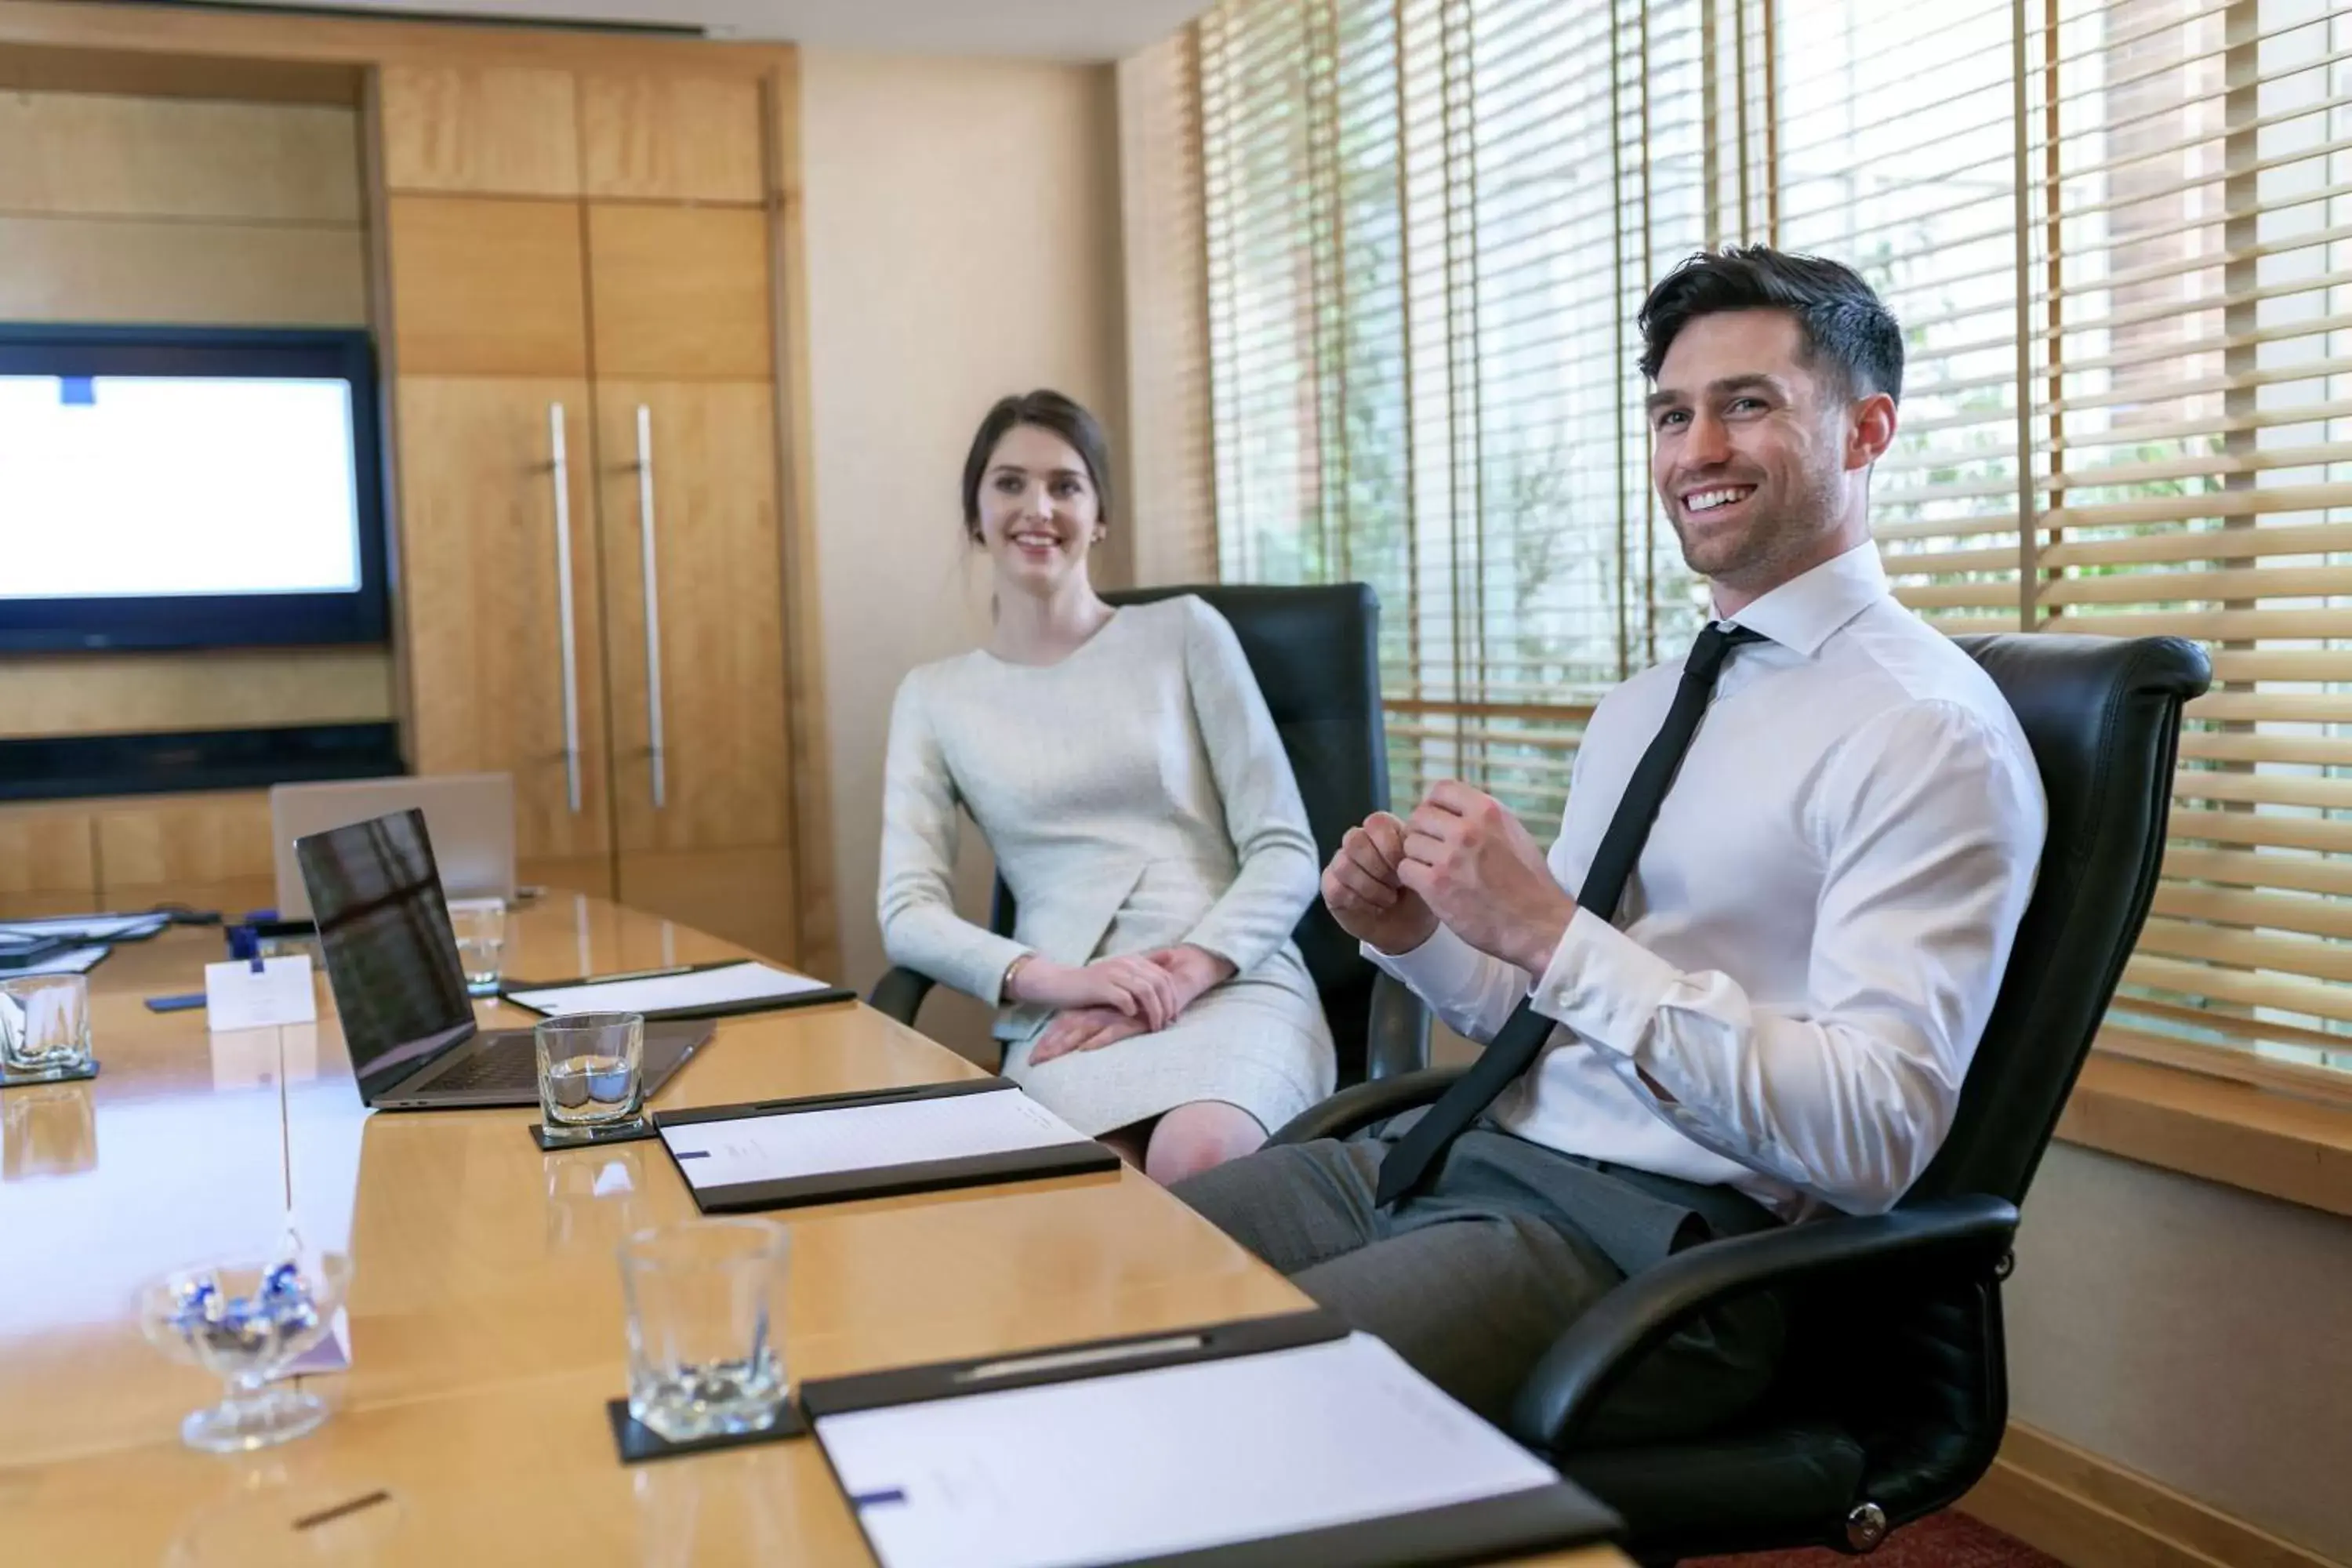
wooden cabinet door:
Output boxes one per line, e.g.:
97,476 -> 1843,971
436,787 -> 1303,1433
397,379 -> 613,885
376,64 -> 580,197
596,381 -> 790,855
387,195 -> 590,379
578,72 -> 765,204
583,203 -> 773,381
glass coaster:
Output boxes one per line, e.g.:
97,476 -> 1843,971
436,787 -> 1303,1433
606,1398 -> 807,1465
529,1116 -> 655,1151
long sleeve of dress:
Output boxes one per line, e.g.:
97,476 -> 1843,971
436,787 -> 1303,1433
1175,599 -> 1323,977
876,673 -> 1029,1004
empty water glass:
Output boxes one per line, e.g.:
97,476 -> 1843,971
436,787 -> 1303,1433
1,972 -> 93,1079
619,1218 -> 791,1443
535,1011 -> 644,1130
448,901 -> 506,996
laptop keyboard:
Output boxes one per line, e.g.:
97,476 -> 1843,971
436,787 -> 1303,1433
423,1036 -> 539,1093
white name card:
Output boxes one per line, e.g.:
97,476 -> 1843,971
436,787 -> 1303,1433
203,956 -> 319,1033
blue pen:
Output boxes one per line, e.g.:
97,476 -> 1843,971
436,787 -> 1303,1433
145,993 -> 207,1013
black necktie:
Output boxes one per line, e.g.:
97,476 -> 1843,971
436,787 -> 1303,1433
1374,622 -> 1766,1207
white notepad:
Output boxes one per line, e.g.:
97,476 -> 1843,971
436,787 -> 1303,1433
815,1332 -> 1563,1568
506,961 -> 830,1018
661,1087 -> 1089,1192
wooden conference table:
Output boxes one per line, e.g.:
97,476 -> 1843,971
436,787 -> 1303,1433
0,893 -> 1628,1566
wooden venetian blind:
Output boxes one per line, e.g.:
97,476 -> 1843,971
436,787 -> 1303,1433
1198,0 -> 1716,827
1192,0 -> 2352,1089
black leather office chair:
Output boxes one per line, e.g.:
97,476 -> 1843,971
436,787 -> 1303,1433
1267,632 -> 2210,1562
869,583 -> 1430,1087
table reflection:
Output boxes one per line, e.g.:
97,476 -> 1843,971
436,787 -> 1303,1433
2,1081 -> 96,1181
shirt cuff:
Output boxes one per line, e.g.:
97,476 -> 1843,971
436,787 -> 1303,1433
1362,922 -> 1501,1007
1530,906 -> 1683,1059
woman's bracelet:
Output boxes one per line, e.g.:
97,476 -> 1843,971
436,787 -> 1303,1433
1000,951 -> 1034,1002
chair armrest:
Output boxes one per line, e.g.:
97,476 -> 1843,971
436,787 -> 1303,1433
1267,1065 -> 1468,1146
1363,974 -> 1432,1080
867,965 -> 938,1025
1512,1192 -> 2018,1450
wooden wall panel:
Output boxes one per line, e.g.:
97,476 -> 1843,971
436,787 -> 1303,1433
0,805 -> 97,898
377,63 -> 578,196
0,42 -> 361,105
584,203 -> 771,379
0,92 -> 361,219
578,71 -> 764,203
93,792 -> 274,888
0,651 -> 395,740
0,215 -> 367,325
387,194 -> 588,376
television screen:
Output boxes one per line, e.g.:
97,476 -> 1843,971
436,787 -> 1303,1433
0,326 -> 387,652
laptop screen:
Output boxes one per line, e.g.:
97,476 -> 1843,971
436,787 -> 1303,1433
295,808 -> 477,1099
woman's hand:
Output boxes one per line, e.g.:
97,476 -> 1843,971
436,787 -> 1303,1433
1028,1006 -> 1149,1065
1017,946 -> 1236,1066
1005,955 -> 1183,1031
1138,945 -> 1237,1012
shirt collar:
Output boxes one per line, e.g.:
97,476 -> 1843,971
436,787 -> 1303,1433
1713,541 -> 1890,658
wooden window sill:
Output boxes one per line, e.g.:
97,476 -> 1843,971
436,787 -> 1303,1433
2056,1054 -> 2352,1219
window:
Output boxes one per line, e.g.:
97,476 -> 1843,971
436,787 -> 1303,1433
1186,0 -> 2352,1089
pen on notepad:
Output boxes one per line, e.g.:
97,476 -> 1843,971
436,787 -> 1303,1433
954,1334 -> 1207,1384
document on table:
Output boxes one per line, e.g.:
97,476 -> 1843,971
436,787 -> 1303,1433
661,1087 -> 1090,1192
0,945 -> 111,977
506,961 -> 833,1018
814,1331 -> 1593,1568
0,913 -> 168,942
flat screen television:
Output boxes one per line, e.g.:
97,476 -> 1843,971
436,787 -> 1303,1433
0,324 -> 389,652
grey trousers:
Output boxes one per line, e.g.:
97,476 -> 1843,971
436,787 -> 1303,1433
1171,1120 -> 1788,1446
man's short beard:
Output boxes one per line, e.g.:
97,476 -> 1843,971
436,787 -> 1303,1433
1675,458 -> 1842,590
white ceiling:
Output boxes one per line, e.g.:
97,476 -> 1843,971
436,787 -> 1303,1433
180,0 -> 1207,60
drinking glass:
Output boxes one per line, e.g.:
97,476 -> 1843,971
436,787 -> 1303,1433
619,1218 -> 791,1443
447,901 -> 507,996
138,1243 -> 353,1453
535,1011 -> 644,1130
0,972 -> 93,1079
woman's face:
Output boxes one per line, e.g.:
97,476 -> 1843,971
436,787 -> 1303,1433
975,423 -> 1101,597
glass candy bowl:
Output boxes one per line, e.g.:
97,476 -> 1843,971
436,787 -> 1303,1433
140,1250 -> 353,1453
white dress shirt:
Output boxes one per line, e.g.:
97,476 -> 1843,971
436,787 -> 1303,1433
1370,543 -> 2046,1218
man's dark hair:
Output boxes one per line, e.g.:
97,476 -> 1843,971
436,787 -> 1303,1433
1638,245 -> 1904,405
960,389 -> 1114,541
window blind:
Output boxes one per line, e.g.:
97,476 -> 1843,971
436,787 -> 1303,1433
1200,0 -> 1715,827
1191,0 -> 2352,1091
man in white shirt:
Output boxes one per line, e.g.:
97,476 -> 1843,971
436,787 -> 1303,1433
1174,247 -> 2046,1443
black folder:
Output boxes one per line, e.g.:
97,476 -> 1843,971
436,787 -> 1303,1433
653,1076 -> 1121,1213
500,957 -> 860,1023
800,1308 -> 1623,1568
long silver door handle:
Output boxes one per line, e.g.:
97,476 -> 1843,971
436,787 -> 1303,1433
635,404 -> 667,811
550,402 -> 583,815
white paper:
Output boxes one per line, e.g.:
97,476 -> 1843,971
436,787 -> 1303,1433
204,956 -> 319,1032
3,944 -> 109,977
815,1332 -> 1561,1568
507,960 -> 831,1018
661,1087 -> 1089,1192
272,1308 -> 351,1381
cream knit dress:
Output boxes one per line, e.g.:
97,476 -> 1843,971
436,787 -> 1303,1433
877,596 -> 1337,1136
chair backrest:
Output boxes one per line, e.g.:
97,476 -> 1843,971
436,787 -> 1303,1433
986,583 -> 1390,1083
1913,633 -> 2209,1207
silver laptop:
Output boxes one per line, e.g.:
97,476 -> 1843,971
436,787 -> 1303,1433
271,774 -> 517,922
296,809 -> 709,1111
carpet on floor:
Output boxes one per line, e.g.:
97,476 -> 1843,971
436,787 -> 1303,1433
1686,1508 -> 2065,1567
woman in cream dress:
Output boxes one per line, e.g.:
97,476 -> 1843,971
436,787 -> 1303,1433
879,391 -> 1336,1184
